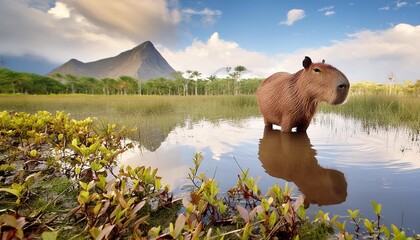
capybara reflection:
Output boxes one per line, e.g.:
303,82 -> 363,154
256,56 -> 349,132
258,127 -> 347,207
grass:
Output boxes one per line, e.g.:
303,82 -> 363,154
0,94 -> 260,151
319,94 -> 420,132
1,93 -> 419,136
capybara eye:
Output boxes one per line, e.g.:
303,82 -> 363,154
314,68 -> 321,73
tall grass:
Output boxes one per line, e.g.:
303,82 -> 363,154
1,93 -> 419,138
319,94 -> 420,132
0,95 -> 260,150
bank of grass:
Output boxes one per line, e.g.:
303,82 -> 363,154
320,94 -> 420,132
0,94 -> 259,124
1,93 -> 419,133
0,95 -> 260,150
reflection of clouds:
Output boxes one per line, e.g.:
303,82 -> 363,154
310,114 -> 420,171
164,118 -> 264,161
118,114 -> 420,195
120,147 -> 190,191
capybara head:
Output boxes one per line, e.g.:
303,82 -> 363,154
301,56 -> 350,105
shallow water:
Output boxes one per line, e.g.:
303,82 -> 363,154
120,113 -> 420,233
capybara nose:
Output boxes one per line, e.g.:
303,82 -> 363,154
337,84 -> 349,91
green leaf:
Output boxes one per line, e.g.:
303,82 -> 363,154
148,226 -> 161,238
78,190 -> 90,204
29,149 -> 37,157
0,187 -> 20,198
41,231 -> 58,240
364,219 -> 374,233
381,225 -> 391,239
371,200 -> 382,215
269,211 -> 277,228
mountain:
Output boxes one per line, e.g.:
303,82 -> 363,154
48,41 -> 176,82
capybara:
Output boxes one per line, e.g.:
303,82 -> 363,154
258,127 -> 347,207
256,56 -> 350,132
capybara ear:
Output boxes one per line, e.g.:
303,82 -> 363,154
303,56 -> 312,69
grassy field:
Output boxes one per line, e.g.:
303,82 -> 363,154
0,95 -> 260,150
1,93 -> 419,135
319,94 -> 420,132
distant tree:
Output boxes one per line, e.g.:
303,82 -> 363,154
172,71 -> 185,95
64,74 -> 78,94
187,70 -> 201,96
233,65 -> 247,95
100,78 -> 117,95
119,76 -> 139,94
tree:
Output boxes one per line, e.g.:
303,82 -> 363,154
233,65 -> 247,95
119,76 -> 139,95
188,70 -> 202,96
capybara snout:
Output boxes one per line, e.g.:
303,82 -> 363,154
256,56 -> 350,132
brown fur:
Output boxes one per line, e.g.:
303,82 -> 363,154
256,56 -> 349,132
258,127 -> 347,207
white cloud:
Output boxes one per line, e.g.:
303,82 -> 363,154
274,24 -> 420,83
280,9 -> 305,26
396,1 -> 408,8
48,2 -> 71,19
318,6 -> 334,12
182,8 -> 222,25
318,6 -> 335,16
158,32 -> 277,78
379,6 -> 390,10
325,11 -> 335,16
161,24 -> 420,83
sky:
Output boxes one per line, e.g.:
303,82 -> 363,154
0,0 -> 419,83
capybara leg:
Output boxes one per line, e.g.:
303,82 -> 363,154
263,118 -> 273,129
280,117 -> 293,132
280,123 -> 293,132
296,121 -> 310,132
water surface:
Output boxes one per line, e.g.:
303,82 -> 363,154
120,113 -> 420,232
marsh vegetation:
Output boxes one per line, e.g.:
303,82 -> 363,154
1,80 -> 420,239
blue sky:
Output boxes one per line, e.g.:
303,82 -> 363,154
0,0 -> 419,82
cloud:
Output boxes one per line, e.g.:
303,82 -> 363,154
280,9 -> 305,26
395,1 -> 408,8
319,6 -> 335,16
62,0 -> 181,44
274,24 -> 420,83
159,32 -> 277,77
379,6 -> 390,10
0,0 -> 181,64
48,2 -> 71,19
182,8 -> 222,25
325,11 -> 335,16
318,6 -> 334,12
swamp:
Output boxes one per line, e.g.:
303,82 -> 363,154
0,92 -> 419,239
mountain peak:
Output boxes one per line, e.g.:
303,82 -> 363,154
48,41 -> 176,81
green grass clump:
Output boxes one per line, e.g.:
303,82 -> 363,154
319,94 -> 420,132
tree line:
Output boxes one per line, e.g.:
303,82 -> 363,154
0,67 -> 263,95
1,67 -> 419,96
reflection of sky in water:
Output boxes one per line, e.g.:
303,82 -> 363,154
120,114 -> 420,232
